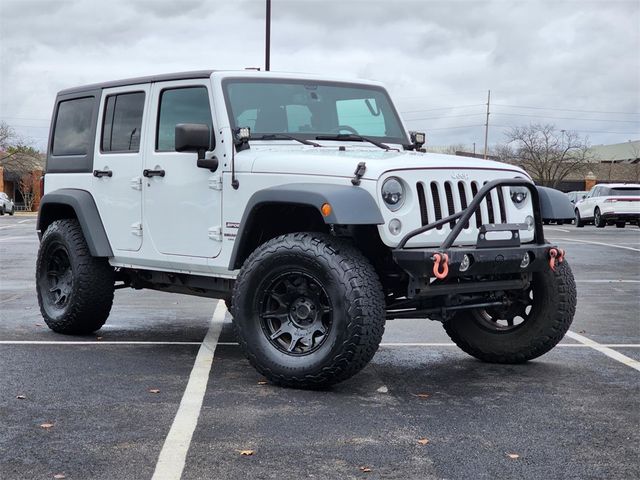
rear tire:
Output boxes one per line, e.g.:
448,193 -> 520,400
594,208 -> 605,228
8,207 -> 14,215
0,206 -> 4,216
575,209 -> 584,228
231,232 -> 385,389
36,219 -> 115,334
443,261 -> 576,364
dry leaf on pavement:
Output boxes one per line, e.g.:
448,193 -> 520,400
40,423 -> 54,429
417,438 -> 430,445
239,449 -> 254,456
148,389 -> 160,394
53,474 -> 66,479
507,453 -> 520,459
412,393 -> 430,399
257,381 -> 268,385
359,466 -> 372,473
16,395 -> 26,400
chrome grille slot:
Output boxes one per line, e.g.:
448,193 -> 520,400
430,182 -> 443,229
416,182 -> 429,226
444,182 -> 456,228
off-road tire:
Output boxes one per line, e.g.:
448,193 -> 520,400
574,209 -> 585,228
443,261 -> 576,364
231,232 -> 385,389
594,208 -> 605,228
36,219 -> 115,334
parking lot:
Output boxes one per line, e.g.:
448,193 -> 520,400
1,215 -> 638,480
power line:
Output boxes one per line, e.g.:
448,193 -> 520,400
401,112 -> 485,120
493,103 -> 640,115
400,104 -> 485,114
492,112 -> 640,123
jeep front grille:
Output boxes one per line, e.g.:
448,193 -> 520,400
416,180 -> 508,229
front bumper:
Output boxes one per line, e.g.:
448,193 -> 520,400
392,178 -> 558,287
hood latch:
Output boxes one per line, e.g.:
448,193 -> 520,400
351,162 -> 367,186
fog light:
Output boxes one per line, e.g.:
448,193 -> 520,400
525,215 -> 535,231
520,252 -> 531,268
389,218 -> 402,236
459,254 -> 472,272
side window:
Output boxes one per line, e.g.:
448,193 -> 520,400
101,92 -> 145,153
156,87 -> 212,151
52,96 -> 95,156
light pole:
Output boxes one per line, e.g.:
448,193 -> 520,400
265,0 -> 271,71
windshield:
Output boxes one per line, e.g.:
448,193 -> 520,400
222,78 -> 408,145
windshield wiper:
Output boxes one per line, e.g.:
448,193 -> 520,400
252,133 -> 321,147
314,133 -> 395,151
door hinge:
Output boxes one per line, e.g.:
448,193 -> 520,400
208,226 -> 222,242
208,174 -> 223,190
130,176 -> 142,190
131,222 -> 143,236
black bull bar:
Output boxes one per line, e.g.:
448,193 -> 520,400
391,178 -> 563,284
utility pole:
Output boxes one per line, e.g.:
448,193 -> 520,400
265,0 -> 271,71
473,142 -> 476,155
483,89 -> 490,159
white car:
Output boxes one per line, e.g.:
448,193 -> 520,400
575,183 -> 640,228
0,192 -> 15,215
36,70 -> 576,388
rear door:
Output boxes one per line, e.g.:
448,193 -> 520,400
91,86 -> 148,251
143,80 -> 222,258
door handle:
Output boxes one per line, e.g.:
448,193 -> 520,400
93,169 -> 113,178
143,169 -> 165,178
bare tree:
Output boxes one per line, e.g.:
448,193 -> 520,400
497,124 -> 592,188
18,173 -> 35,211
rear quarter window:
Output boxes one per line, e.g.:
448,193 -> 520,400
52,96 -> 95,156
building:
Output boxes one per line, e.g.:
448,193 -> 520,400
0,151 -> 46,211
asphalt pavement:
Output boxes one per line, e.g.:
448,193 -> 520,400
1,215 -> 638,480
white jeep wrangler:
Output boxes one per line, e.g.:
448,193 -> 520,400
36,70 -> 576,388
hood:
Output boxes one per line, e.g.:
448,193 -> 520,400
242,143 -> 529,180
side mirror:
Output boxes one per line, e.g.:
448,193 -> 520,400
175,123 -> 218,171
581,194 -> 587,200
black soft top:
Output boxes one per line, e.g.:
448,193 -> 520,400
58,70 -> 216,95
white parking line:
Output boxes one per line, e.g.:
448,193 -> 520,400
0,235 -> 37,242
151,300 -> 226,480
1,340 -> 638,348
566,331 -> 640,372
550,237 -> 640,252
18,219 -> 33,224
545,227 -> 571,233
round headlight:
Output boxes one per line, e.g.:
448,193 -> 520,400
382,177 -> 405,211
510,187 -> 528,208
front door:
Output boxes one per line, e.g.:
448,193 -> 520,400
143,80 -> 222,258
92,86 -> 148,251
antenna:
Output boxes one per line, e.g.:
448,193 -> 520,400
265,0 -> 271,71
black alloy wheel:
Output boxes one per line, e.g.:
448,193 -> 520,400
260,271 -> 333,355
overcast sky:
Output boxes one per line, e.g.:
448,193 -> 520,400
1,0 -> 638,151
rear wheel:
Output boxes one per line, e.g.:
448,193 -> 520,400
36,219 -> 115,334
594,208 -> 605,228
231,233 -> 385,388
575,209 -> 584,227
443,261 -> 576,363
0,206 -> 4,215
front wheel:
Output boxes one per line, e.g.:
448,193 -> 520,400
231,233 -> 385,389
443,261 -> 577,363
575,209 -> 585,228
36,219 -> 115,334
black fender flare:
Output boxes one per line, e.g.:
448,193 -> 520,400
229,183 -> 384,270
536,186 -> 575,221
37,189 -> 113,257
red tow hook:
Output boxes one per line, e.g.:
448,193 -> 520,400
548,247 -> 565,271
432,253 -> 449,279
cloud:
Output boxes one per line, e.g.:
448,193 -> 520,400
0,0 -> 638,149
